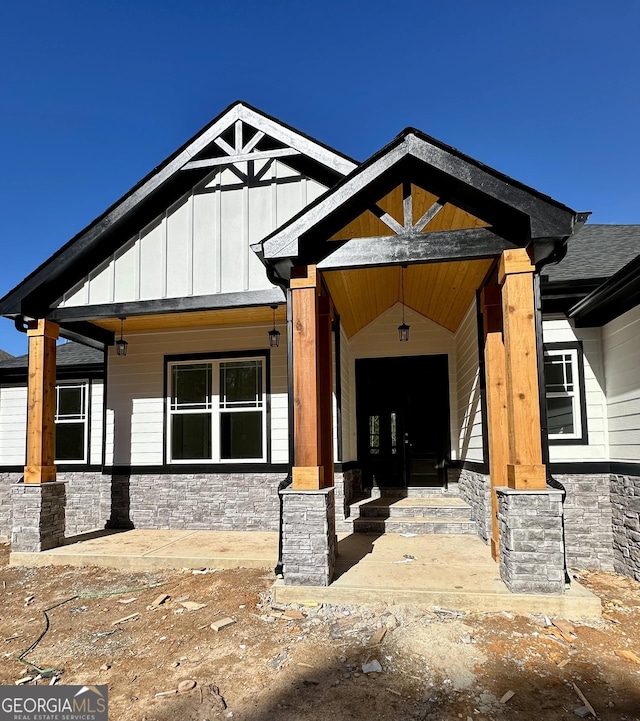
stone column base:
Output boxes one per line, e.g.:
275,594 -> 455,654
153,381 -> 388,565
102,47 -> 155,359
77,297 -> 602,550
281,487 -> 336,586
11,481 -> 66,552
496,487 -> 565,595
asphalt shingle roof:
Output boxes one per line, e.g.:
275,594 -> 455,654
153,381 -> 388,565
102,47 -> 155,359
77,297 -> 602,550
0,349 -> 12,361
544,225 -> 640,283
0,341 -> 102,370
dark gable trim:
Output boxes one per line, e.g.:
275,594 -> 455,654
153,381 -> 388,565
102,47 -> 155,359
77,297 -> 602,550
261,129 -> 576,265
569,254 -> 640,327
0,101 -> 355,319
49,289 -> 285,323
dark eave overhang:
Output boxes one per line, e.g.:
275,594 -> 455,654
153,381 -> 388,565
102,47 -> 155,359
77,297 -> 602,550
0,362 -> 104,384
568,253 -> 640,327
540,278 -> 605,315
256,129 -> 577,282
0,102 -> 355,320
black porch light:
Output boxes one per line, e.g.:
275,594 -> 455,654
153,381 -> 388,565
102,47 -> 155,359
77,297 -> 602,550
115,317 -> 129,356
398,265 -> 410,342
268,305 -> 281,348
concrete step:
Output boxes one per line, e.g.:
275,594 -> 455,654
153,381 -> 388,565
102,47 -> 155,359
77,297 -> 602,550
369,483 -> 461,499
352,516 -> 477,535
351,496 -> 472,520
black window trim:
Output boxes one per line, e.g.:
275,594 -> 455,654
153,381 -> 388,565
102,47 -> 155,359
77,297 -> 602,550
544,340 -> 589,446
163,349 -> 272,465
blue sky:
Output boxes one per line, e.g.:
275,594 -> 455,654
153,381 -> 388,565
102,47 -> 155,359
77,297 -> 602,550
0,0 -> 639,355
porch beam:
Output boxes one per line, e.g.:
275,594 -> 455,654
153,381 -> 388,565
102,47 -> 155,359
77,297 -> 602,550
481,285 -> 508,560
317,228 -> 517,271
498,249 -> 546,489
24,319 -> 59,484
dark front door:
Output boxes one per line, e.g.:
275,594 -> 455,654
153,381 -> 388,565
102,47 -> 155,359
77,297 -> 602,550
356,355 -> 451,489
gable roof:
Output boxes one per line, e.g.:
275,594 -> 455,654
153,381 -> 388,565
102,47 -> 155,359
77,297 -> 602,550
0,102 -> 357,320
257,127 -> 578,271
0,349 -> 12,362
544,224 -> 640,283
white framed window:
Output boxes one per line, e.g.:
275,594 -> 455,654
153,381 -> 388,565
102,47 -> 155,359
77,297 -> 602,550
55,382 -> 89,463
544,344 -> 587,443
167,356 -> 266,463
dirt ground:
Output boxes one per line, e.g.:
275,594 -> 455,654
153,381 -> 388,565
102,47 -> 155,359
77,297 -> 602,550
1,544 -> 639,721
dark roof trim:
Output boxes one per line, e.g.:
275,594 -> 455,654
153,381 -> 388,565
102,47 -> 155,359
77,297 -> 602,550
0,364 -> 104,384
568,253 -> 640,327
0,102 -> 356,318
259,128 -> 577,261
540,278 -> 605,315
48,288 -> 285,323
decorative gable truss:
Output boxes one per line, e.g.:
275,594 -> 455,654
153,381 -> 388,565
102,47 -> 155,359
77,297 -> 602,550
54,114 -> 350,313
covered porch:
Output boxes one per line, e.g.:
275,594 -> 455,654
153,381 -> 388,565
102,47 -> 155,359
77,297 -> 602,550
258,129 -> 582,594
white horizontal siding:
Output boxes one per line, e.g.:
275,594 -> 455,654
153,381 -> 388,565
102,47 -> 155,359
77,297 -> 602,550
105,324 -> 288,466
543,318 -> 609,462
56,160 -> 327,309
454,300 -> 484,464
603,305 -> 640,462
0,386 -> 27,465
0,381 -> 104,467
346,304 -> 457,461
89,380 -> 104,465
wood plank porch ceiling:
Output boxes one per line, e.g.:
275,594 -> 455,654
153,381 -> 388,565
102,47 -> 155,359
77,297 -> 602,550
92,305 -> 287,333
323,259 -> 492,337
322,184 -> 494,337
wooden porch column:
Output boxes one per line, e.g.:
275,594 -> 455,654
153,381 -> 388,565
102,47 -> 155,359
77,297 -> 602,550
498,249 -> 546,490
290,266 -> 333,490
481,285 -> 508,561
24,319 -> 59,484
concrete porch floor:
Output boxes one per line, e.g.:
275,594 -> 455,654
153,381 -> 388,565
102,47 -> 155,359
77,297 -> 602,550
9,530 -> 601,619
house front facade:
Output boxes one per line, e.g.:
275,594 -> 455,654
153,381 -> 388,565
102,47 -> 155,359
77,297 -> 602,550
1,102 -> 639,593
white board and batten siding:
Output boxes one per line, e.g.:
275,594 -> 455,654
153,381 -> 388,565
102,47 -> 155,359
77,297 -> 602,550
0,381 -> 104,466
455,300 -> 484,464
56,161 -> 327,308
602,305 -> 640,462
341,304 -> 458,463
105,324 -> 288,466
542,318 -> 609,462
